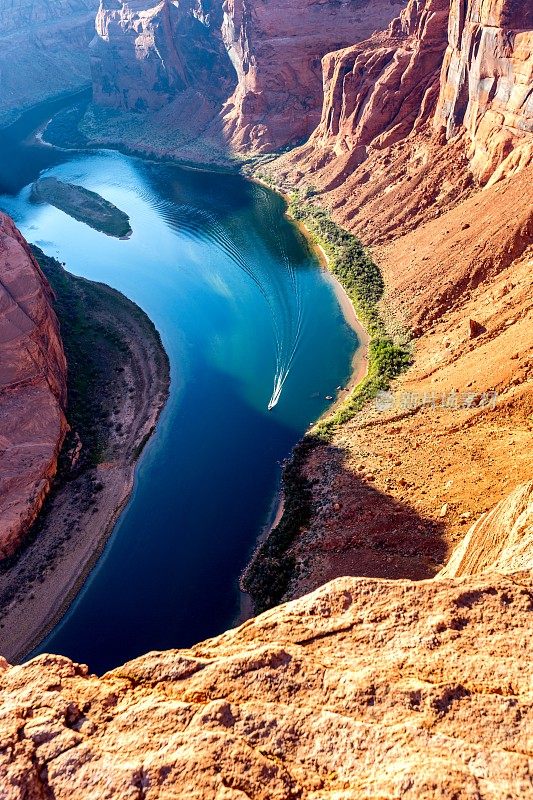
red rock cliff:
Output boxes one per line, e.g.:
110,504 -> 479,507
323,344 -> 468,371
262,0 -> 532,604
90,0 -> 407,154
272,0 -> 532,225
0,214 -> 68,560
434,0 -> 533,184
219,0 -> 408,152
311,0 -> 450,163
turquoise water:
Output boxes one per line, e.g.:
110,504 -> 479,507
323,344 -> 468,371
0,99 -> 358,673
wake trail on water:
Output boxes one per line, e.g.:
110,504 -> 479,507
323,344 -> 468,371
258,188 -> 304,410
142,185 -> 304,410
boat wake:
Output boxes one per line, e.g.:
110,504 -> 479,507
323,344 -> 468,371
211,197 -> 304,411
144,185 -> 304,410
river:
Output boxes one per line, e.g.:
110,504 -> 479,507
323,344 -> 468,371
0,96 -> 358,673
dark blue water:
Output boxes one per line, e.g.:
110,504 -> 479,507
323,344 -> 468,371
0,98 -> 358,673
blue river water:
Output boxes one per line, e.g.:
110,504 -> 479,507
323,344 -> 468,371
0,97 -> 358,673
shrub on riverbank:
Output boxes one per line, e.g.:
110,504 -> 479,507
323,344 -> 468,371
289,197 -> 411,437
241,436 -> 317,613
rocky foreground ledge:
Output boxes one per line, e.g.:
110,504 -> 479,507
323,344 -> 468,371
0,573 -> 530,799
1,484 -> 531,799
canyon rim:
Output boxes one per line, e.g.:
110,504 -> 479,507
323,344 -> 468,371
0,0 -> 532,798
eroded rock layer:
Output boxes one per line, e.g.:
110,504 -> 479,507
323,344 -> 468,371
271,0 -> 533,223
0,562 -> 531,799
261,0 -> 532,601
91,0 -> 236,112
0,214 -> 67,559
219,0 -> 408,152
435,0 -> 533,185
438,480 -> 533,578
0,0 -> 100,124
89,0 -> 407,155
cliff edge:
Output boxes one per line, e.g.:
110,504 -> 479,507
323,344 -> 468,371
0,213 -> 68,559
0,484 -> 531,798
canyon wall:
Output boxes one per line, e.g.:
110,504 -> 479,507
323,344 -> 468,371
435,0 -> 533,185
260,0 -> 532,603
0,214 -> 68,559
91,0 -> 235,112
88,0 -> 407,155
0,484 -> 531,798
438,480 -> 533,578
272,0 -> 533,226
219,0 -> 408,152
308,0 -> 450,165
0,0 -> 100,125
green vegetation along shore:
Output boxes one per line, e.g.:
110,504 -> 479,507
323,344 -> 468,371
241,196 -> 411,613
289,197 -> 411,436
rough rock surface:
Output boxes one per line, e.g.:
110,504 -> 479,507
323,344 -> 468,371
308,0 -> 450,165
271,0 -> 532,229
0,214 -> 67,559
219,0 -> 408,152
260,0 -> 532,601
88,0 -> 407,156
91,0 -> 236,112
0,0 -> 100,124
1,563 -> 532,799
438,480 -> 533,577
435,0 -> 533,185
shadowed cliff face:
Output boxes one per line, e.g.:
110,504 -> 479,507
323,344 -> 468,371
91,0 -> 236,112
0,214 -> 67,560
0,0 -> 100,125
0,484 -> 531,798
89,0 -> 407,153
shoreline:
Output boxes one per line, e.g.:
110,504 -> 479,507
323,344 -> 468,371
307,238 -> 371,420
2,100 -> 370,648
254,176 -> 371,419
238,182 -> 372,621
0,258 -> 170,663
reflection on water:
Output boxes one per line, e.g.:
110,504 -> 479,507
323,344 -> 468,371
0,98 -> 358,672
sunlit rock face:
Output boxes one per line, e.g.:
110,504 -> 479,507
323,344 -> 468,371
0,214 -> 67,560
308,0 -> 450,160
219,0 -> 408,152
306,0 -> 533,183
0,0 -> 100,124
434,0 -> 533,184
438,481 -> 533,578
268,0 -> 532,235
90,0 -> 407,152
